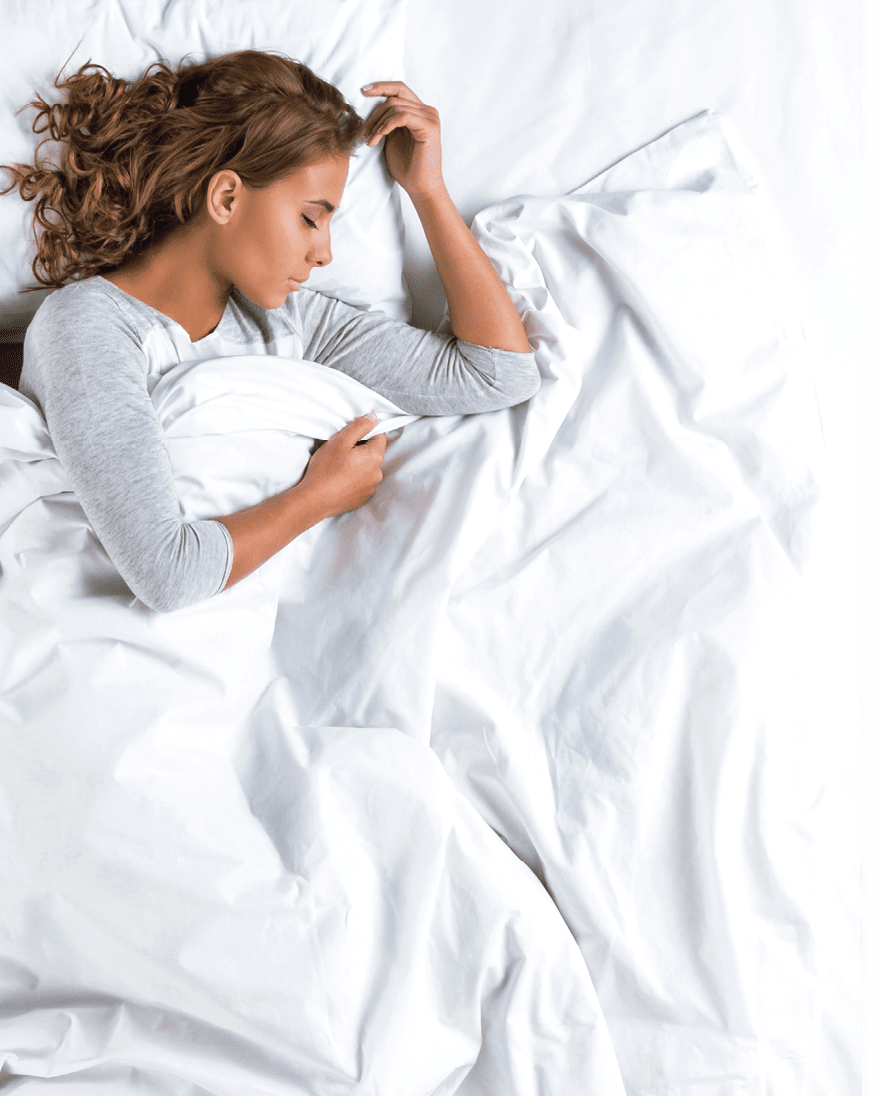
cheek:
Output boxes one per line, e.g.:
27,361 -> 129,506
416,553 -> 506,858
280,216 -> 303,252
268,212 -> 308,266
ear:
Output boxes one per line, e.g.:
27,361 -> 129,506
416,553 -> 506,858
205,170 -> 244,226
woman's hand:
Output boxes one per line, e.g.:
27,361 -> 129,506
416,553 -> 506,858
361,82 -> 444,201
299,414 -> 387,519
216,415 -> 386,590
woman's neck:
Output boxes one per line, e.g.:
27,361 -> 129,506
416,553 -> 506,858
104,221 -> 233,341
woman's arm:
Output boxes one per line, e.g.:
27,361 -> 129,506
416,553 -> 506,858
22,284 -> 387,611
296,289 -> 539,415
362,82 -> 531,354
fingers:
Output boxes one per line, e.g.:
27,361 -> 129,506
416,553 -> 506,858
361,81 -> 423,104
362,100 -> 438,148
361,430 -> 388,456
333,413 -> 382,447
304,414 -> 388,518
361,82 -> 438,148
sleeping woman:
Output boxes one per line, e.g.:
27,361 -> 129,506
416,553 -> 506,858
1,50 -> 538,612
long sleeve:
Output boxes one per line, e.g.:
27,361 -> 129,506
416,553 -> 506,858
295,289 -> 540,416
20,284 -> 233,613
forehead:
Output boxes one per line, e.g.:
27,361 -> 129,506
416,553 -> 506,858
272,157 -> 350,204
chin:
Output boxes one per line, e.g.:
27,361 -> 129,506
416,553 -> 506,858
234,281 -> 294,310
278,282 -> 303,306
261,290 -> 294,310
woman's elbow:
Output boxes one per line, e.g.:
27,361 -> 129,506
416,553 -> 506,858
516,357 -> 542,402
121,522 -> 229,613
134,580 -> 199,614
493,350 -> 542,407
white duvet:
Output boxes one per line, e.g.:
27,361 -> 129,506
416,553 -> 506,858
0,114 -> 823,1094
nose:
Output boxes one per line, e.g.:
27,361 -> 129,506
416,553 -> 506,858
309,226 -> 332,268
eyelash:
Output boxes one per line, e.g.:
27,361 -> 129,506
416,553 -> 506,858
302,215 -> 318,229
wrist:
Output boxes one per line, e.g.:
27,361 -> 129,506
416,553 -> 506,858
284,476 -> 330,529
407,179 -> 452,211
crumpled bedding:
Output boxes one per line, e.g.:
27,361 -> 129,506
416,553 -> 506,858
0,113 -> 823,1094
0,328 -> 623,1093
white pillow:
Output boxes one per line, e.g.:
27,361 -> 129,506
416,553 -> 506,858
0,0 -> 411,333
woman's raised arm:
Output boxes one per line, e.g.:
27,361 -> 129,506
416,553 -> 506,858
361,82 -> 531,355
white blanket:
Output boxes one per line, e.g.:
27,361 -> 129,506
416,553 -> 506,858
0,364 -> 622,1092
0,113 -> 823,1093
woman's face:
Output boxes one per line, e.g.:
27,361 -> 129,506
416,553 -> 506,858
211,156 -> 350,309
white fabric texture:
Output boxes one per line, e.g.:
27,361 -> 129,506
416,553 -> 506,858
397,5 -> 861,1092
0,112 -> 825,1093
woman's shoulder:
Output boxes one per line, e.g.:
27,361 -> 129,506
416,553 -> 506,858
30,277 -> 156,333
24,278 -> 166,368
21,278 -> 159,398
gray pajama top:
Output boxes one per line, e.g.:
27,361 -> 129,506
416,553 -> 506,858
20,277 -> 539,612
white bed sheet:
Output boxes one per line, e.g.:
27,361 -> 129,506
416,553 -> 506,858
1,108 -> 834,1094
0,0 -> 863,1093
401,3 -> 862,1092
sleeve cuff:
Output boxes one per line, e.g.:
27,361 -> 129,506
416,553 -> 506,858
211,519 -> 235,596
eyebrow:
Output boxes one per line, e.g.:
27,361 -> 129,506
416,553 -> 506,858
305,199 -> 336,213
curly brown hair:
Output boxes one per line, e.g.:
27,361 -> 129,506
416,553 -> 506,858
1,50 -> 365,288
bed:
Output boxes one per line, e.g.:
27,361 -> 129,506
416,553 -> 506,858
0,1 -> 862,1093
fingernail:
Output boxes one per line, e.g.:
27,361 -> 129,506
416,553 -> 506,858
361,83 -> 374,92
366,411 -> 379,421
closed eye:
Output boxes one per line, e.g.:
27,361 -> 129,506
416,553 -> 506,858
302,214 -> 318,229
